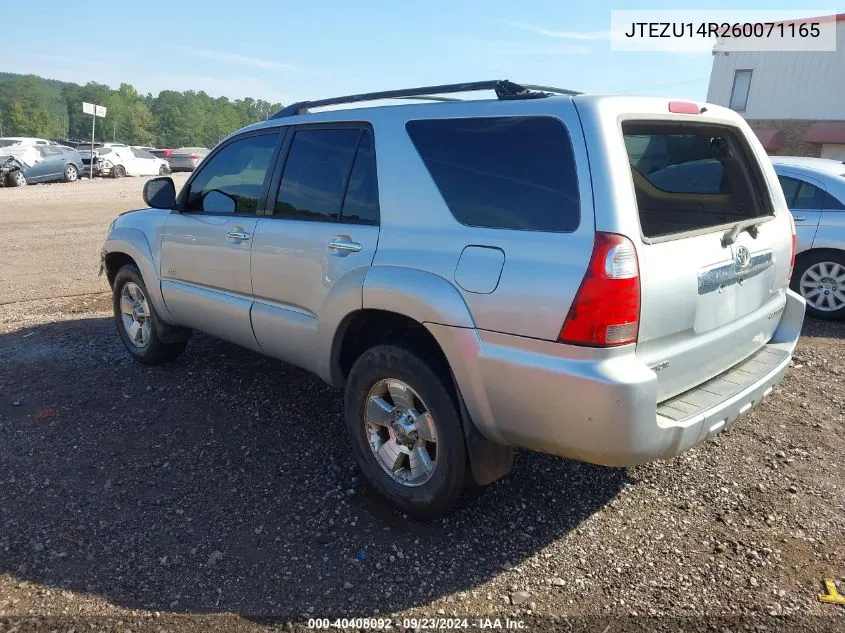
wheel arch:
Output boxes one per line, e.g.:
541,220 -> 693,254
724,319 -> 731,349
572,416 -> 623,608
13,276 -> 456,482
328,269 -> 511,485
103,228 -> 175,323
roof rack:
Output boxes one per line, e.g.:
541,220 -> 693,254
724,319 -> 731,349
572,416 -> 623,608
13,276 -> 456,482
270,79 -> 579,119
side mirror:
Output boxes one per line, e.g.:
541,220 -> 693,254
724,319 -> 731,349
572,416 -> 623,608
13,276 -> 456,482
143,177 -> 176,209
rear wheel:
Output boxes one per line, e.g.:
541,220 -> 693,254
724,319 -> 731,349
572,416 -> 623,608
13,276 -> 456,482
64,163 -> 78,182
112,264 -> 187,364
344,344 -> 470,519
7,170 -> 26,187
158,165 -> 169,176
792,250 -> 845,319
112,165 -> 126,178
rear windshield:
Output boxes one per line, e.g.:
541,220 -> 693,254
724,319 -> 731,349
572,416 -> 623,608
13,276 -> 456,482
622,122 -> 772,239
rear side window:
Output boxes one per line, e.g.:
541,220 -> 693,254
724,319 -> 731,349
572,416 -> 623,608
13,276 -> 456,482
623,122 -> 772,239
406,116 -> 580,232
824,192 -> 845,210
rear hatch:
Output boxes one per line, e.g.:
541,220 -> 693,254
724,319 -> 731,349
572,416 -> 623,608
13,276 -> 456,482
581,100 -> 793,402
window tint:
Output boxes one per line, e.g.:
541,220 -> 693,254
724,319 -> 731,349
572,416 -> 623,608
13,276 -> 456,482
823,192 -> 845,210
275,128 -> 361,221
793,181 -> 824,209
729,69 -> 752,111
185,133 -> 277,214
406,116 -> 580,232
38,147 -> 62,158
340,130 -> 379,224
777,176 -> 801,206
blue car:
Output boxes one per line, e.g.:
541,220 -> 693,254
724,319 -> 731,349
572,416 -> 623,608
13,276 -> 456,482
1,144 -> 84,186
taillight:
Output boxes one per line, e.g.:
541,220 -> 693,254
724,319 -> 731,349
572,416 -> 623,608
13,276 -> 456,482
559,232 -> 640,347
190,154 -> 200,160
788,214 -> 797,280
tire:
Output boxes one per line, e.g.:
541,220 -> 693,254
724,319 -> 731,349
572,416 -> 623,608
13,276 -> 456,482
112,264 -> 187,364
6,170 -> 26,187
344,344 -> 470,519
112,165 -> 126,178
64,163 -> 78,183
158,165 -> 170,176
791,250 -> 845,320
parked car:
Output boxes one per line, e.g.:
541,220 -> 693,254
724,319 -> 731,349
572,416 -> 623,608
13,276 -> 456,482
772,156 -> 845,319
78,144 -> 170,178
1,143 -> 83,186
0,136 -> 59,148
100,80 -> 804,518
167,147 -> 209,171
150,148 -> 174,161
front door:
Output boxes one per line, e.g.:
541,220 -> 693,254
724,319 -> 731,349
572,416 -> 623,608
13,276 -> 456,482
250,126 -> 380,374
160,130 -> 281,350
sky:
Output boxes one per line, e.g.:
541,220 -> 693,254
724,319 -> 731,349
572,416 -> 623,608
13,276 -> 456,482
5,0 -> 842,106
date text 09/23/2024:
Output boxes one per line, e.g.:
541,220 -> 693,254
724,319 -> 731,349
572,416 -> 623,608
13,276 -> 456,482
307,617 -> 526,630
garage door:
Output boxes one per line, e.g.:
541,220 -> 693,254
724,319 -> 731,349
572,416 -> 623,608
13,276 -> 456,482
821,144 -> 845,160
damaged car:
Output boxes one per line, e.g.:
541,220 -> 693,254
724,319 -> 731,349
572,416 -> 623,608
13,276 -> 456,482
0,144 -> 84,186
78,144 -> 170,178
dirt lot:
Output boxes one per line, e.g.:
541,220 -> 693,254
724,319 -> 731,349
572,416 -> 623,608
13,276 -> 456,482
1,178 -> 844,633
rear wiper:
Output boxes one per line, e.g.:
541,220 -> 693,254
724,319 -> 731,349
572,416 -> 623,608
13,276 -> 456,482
721,217 -> 770,247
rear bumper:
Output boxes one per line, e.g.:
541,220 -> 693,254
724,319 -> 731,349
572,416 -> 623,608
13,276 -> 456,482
429,289 -> 805,467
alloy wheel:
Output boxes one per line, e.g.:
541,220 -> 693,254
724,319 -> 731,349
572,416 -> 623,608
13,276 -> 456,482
119,282 -> 152,347
364,378 -> 439,487
799,261 -> 845,312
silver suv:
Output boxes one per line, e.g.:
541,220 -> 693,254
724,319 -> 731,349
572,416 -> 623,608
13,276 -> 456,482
101,80 -> 805,518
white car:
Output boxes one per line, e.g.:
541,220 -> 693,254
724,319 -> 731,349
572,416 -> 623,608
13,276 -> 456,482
78,144 -> 171,178
0,137 -> 59,148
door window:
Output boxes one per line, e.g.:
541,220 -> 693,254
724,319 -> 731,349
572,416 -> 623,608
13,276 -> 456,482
185,133 -> 278,214
340,130 -> 379,225
275,128 -> 362,221
778,175 -> 826,209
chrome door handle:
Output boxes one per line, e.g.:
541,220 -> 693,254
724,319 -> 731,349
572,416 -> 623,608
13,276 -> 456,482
327,239 -> 362,253
792,217 -> 806,222
226,230 -> 251,241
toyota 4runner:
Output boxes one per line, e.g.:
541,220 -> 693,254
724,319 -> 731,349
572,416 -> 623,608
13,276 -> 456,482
101,80 -> 805,518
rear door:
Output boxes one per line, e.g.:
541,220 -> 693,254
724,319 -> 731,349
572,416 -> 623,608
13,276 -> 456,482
776,171 -> 825,253
160,130 -> 282,350
619,119 -> 792,401
249,124 -> 380,374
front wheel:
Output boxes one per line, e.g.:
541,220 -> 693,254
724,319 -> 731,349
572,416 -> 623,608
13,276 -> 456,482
344,344 -> 470,519
792,250 -> 845,319
7,170 -> 26,187
112,165 -> 126,178
64,163 -> 78,182
158,165 -> 169,176
112,264 -> 187,364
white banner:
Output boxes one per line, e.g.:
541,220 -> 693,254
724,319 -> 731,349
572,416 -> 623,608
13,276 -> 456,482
610,10 -> 837,52
82,102 -> 95,115
95,105 -> 107,118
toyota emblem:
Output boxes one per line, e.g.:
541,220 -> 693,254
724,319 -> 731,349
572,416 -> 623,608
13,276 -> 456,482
735,245 -> 750,268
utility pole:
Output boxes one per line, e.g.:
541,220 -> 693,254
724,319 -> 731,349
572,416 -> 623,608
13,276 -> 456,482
113,121 -> 117,143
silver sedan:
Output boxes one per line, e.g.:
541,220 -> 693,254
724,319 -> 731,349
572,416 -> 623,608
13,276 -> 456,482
167,147 -> 209,172
773,156 -> 845,319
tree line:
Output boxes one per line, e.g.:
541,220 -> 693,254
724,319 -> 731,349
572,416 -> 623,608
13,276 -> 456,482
0,73 -> 283,148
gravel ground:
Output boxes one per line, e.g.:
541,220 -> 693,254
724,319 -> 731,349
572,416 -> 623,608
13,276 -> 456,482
1,179 -> 844,633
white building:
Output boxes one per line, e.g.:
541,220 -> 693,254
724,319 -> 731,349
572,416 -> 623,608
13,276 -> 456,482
706,14 -> 845,158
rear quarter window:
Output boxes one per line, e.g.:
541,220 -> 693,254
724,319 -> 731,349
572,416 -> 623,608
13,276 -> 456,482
406,116 -> 580,232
